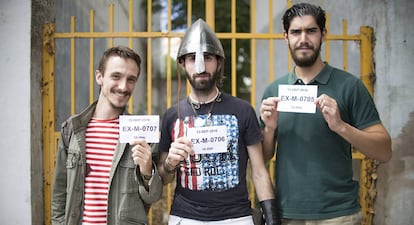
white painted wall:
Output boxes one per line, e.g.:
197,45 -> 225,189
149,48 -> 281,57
0,0 -> 32,224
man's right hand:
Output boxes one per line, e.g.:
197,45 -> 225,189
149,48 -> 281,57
260,97 -> 280,131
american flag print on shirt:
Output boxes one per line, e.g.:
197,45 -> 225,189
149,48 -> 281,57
172,114 -> 239,191
82,118 -> 119,225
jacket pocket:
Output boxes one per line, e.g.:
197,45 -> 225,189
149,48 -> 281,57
65,149 -> 81,193
114,158 -> 148,224
118,155 -> 139,193
66,151 -> 79,169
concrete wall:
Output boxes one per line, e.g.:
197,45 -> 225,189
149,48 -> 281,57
0,0 -> 32,224
0,0 -> 412,224
0,0 -> 53,224
366,0 -> 414,224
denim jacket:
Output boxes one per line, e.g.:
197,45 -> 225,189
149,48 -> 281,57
51,101 -> 163,225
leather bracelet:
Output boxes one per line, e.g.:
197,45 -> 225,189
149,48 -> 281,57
141,167 -> 154,181
163,159 -> 177,174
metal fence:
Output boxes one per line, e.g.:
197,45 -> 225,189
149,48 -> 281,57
42,0 -> 377,224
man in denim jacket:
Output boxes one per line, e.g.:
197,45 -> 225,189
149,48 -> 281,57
52,46 -> 163,225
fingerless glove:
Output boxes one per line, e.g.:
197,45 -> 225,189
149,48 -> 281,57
260,199 -> 281,225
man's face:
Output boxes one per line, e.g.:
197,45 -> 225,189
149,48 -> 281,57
184,53 -> 219,92
285,15 -> 325,67
95,56 -> 139,111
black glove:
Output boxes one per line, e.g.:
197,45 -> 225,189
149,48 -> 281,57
260,199 -> 281,225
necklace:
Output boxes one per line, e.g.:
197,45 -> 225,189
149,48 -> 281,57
188,90 -> 222,126
188,87 -> 220,109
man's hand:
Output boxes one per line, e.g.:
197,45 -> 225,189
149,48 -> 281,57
314,94 -> 345,133
130,139 -> 153,176
260,97 -> 280,131
164,137 -> 194,171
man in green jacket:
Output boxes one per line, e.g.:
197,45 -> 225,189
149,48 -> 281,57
52,46 -> 163,225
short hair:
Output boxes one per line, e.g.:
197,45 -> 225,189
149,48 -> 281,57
282,3 -> 326,33
97,46 -> 141,76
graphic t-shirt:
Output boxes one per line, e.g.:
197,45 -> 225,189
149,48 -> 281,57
159,92 -> 262,221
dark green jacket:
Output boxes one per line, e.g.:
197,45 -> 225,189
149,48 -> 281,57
51,101 -> 163,225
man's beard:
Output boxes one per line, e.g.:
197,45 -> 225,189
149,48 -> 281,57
290,42 -> 322,67
102,87 -> 130,112
187,71 -> 219,93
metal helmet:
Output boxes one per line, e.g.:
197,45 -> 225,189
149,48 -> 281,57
177,18 -> 225,74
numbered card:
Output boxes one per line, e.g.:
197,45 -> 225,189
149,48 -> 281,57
277,84 -> 318,113
186,125 -> 228,154
119,115 -> 160,143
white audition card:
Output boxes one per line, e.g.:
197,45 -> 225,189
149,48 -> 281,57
119,115 -> 160,143
277,84 -> 318,113
186,125 -> 228,154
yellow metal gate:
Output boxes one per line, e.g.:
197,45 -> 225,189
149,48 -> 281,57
42,0 -> 378,224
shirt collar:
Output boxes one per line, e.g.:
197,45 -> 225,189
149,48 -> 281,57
287,62 -> 333,85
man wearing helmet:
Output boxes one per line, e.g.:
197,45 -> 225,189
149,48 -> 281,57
157,19 -> 280,225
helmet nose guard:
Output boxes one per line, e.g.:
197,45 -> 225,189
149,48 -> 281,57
177,19 -> 225,74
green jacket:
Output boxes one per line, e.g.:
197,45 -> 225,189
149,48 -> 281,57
51,101 -> 163,225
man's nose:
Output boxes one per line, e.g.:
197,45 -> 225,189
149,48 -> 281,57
299,31 -> 308,43
118,78 -> 128,91
195,53 -> 206,74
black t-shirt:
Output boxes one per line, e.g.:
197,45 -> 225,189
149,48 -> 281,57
159,92 -> 263,221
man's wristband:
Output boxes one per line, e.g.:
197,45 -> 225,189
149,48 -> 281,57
141,167 -> 154,181
163,160 -> 177,174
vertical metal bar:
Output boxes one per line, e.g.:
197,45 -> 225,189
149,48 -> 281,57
325,14 -> 330,63
128,0 -> 134,114
268,0 -> 277,187
148,0 -> 154,114
186,0 -> 192,96
187,0 -> 192,27
42,23 -> 56,225
109,4 -> 114,47
250,0 -> 257,208
70,16 -> 76,115
287,0 -> 292,72
129,0 -> 134,48
89,10 -> 95,104
166,0 -> 172,110
231,0 -> 236,96
359,26 -> 375,225
343,19 -> 348,71
165,0 -> 173,216
360,26 -> 374,95
268,0 -> 275,82
250,0 -> 256,108
205,0 -> 215,29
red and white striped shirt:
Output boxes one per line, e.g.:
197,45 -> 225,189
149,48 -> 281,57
82,118 -> 119,225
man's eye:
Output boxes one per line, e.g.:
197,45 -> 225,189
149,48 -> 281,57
186,55 -> 196,61
204,55 -> 214,61
128,78 -> 137,83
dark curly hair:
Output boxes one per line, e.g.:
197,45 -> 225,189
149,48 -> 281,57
282,3 -> 326,33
